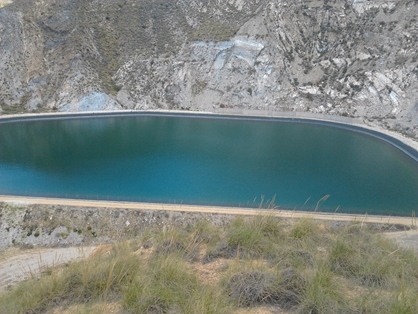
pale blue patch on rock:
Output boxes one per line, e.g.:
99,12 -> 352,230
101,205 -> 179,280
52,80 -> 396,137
78,92 -> 109,111
191,37 -> 264,68
59,92 -> 122,112
232,37 -> 264,67
59,103 -> 73,112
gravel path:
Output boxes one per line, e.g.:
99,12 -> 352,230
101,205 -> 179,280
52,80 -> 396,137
0,0 -> 12,6
0,246 -> 96,293
384,229 -> 418,251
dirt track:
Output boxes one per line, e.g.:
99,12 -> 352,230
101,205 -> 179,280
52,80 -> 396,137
0,0 -> 12,6
0,246 -> 96,293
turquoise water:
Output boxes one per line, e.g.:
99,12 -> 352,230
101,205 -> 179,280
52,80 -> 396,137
0,114 -> 417,215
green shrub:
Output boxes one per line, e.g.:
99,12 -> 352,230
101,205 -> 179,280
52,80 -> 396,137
227,217 -> 266,254
329,226 -> 418,287
289,217 -> 321,240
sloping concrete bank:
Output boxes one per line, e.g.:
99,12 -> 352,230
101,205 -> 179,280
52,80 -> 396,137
0,197 -> 237,251
213,108 -> 418,162
1,109 -> 418,161
1,196 -> 416,252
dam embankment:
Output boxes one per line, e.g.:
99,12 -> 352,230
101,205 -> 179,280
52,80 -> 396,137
0,195 -> 416,251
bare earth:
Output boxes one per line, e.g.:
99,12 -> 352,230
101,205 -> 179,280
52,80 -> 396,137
0,246 -> 96,293
1,195 -> 417,295
0,0 -> 12,6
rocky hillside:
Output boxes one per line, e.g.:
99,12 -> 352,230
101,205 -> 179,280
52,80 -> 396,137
0,0 -> 417,138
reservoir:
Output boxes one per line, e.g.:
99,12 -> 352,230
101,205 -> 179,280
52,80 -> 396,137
0,113 -> 417,216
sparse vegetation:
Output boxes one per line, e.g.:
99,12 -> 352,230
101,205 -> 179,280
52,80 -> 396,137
1,215 -> 417,313
0,1 -> 11,9
0,104 -> 27,115
190,22 -> 238,42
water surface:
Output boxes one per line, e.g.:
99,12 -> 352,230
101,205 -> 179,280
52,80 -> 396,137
0,114 -> 417,215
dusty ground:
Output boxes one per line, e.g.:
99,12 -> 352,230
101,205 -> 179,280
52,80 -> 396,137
383,229 -> 418,251
2,231 -> 416,313
0,246 -> 96,293
0,0 -> 12,6
1,195 -> 417,296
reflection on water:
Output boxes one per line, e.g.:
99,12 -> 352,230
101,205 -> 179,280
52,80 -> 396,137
0,115 -> 417,215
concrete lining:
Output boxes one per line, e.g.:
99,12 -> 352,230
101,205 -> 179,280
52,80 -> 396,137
1,109 -> 418,161
1,110 -> 418,217
0,195 -> 416,226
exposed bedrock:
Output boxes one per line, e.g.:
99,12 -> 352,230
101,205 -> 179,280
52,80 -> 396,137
0,0 -> 417,138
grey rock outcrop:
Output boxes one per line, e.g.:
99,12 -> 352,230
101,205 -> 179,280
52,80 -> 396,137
0,0 -> 417,138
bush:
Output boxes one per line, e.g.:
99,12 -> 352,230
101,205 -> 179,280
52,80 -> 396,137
300,263 -> 348,313
329,226 -> 418,287
225,215 -> 282,257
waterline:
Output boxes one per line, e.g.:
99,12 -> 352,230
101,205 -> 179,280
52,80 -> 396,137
1,111 -> 417,216
0,195 -> 415,224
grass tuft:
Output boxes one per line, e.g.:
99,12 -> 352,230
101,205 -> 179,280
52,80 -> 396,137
123,253 -> 229,313
300,263 -> 348,313
228,270 -> 281,306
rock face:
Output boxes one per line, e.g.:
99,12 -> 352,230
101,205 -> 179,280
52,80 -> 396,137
0,0 -> 417,138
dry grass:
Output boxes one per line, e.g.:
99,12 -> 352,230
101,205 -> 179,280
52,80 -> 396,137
1,215 -> 417,313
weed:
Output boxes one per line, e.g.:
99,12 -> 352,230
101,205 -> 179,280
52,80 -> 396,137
186,219 -> 222,245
